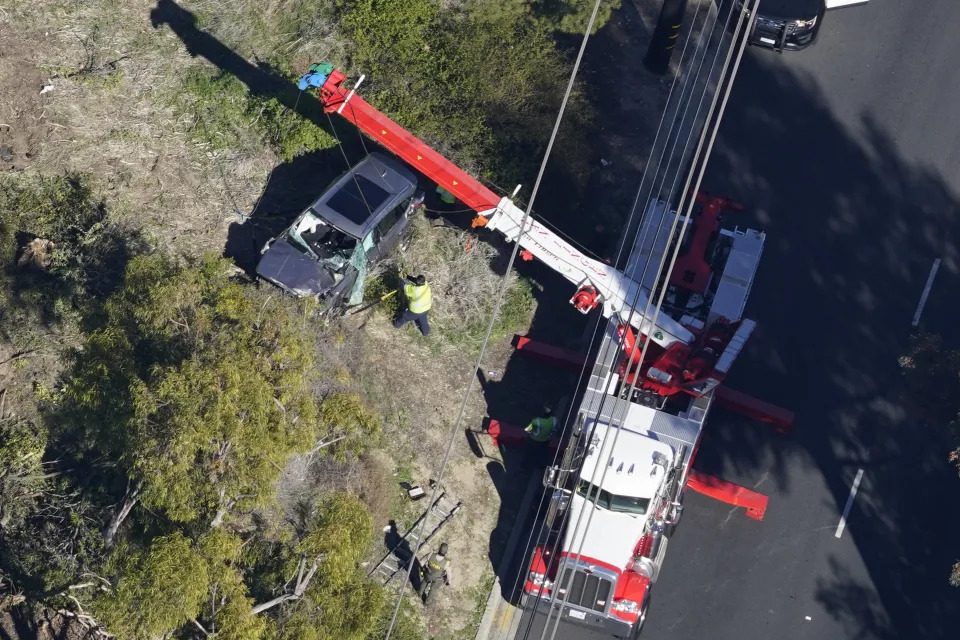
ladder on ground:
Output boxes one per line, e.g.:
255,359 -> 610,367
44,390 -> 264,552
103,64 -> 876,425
368,491 -> 462,585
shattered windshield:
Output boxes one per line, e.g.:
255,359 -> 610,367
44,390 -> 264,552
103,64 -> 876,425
576,479 -> 650,515
288,210 -> 358,272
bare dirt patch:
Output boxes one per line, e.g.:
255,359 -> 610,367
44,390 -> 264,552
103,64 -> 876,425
0,25 -> 54,172
8,1 -> 275,257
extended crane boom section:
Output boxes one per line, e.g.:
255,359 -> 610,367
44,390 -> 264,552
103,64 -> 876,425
314,65 -> 694,349
481,197 -> 694,348
317,68 -> 501,213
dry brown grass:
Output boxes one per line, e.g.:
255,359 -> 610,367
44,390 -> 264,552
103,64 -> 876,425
8,1 -> 278,258
370,215 -> 534,354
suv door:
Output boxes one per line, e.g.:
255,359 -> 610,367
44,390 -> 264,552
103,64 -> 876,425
369,193 -> 414,262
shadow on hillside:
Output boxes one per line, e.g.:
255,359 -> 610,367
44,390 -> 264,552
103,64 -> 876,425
150,0 -> 328,126
222,148 -> 351,272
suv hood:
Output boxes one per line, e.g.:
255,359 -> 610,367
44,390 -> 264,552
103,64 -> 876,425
756,0 -> 821,20
256,238 -> 336,297
563,493 -> 643,571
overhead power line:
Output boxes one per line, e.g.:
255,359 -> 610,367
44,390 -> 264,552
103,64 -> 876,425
381,1 -> 609,638
534,4 -> 761,640
509,2 -> 720,635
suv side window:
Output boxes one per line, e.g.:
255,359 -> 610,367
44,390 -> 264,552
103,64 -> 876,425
374,197 -> 411,243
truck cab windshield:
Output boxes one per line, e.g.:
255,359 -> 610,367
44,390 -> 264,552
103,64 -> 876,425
576,479 -> 651,515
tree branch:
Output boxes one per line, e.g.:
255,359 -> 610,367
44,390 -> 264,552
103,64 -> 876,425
103,483 -> 140,546
306,434 -> 347,457
250,554 -> 326,615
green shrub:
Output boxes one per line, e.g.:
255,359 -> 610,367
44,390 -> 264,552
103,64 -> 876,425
362,266 -> 404,319
181,65 -> 337,161
534,0 -> 620,34
182,67 -> 252,152
255,93 -> 338,162
335,0 -> 594,189
0,173 -> 143,327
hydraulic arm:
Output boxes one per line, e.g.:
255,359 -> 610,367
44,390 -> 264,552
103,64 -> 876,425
308,65 -> 693,348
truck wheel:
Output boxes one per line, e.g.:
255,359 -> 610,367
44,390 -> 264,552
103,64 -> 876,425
666,493 -> 684,538
632,588 -> 652,637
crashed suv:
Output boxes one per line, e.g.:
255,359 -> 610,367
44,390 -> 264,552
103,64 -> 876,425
256,153 -> 423,307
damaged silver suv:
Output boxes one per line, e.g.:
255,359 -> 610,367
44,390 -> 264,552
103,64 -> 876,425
256,153 -> 423,308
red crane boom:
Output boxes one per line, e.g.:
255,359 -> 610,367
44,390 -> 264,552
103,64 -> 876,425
318,68 -> 501,214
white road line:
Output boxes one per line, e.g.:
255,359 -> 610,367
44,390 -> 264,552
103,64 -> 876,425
912,258 -> 941,327
835,468 -> 865,539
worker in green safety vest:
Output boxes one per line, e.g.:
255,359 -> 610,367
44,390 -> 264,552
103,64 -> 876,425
394,273 -> 432,336
436,185 -> 456,205
524,407 -> 557,468
525,407 -> 557,442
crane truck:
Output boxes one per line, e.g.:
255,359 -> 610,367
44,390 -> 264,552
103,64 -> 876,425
301,63 -> 785,638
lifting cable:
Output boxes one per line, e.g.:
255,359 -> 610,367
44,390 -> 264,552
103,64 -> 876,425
324,110 -> 377,221
381,0 -> 609,637
343,99 -> 399,195
532,5 -> 760,640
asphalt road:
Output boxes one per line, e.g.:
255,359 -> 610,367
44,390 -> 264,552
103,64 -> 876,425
512,1 -> 960,639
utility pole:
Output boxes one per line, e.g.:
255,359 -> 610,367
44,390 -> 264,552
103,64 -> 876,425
643,0 -> 688,75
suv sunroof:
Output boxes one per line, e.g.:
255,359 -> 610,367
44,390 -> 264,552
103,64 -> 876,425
326,175 -> 391,226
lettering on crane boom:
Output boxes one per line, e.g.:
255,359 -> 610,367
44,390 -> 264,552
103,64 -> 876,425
528,221 -> 609,279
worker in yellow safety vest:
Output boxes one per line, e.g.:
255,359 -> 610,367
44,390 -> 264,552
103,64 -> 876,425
525,407 -> 557,442
394,273 -> 432,336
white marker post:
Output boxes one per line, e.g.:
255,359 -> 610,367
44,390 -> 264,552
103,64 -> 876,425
912,258 -> 941,327
835,468 -> 864,539
825,0 -> 869,8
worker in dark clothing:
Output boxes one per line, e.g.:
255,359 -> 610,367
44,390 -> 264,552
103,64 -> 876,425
418,542 -> 452,603
524,407 -> 558,467
394,273 -> 432,336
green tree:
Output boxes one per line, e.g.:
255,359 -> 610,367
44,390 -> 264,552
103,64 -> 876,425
95,533 -> 209,639
60,255 -> 325,541
250,492 -> 408,640
197,529 -> 267,640
0,417 -> 51,530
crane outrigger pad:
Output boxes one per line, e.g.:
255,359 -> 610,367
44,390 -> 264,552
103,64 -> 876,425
512,335 -> 587,372
686,470 -> 768,520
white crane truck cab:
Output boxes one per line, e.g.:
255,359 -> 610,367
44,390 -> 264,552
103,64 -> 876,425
520,196 -> 767,639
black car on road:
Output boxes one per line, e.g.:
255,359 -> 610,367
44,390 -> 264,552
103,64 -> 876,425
736,0 -> 867,52
737,0 -> 823,51
256,153 -> 423,307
